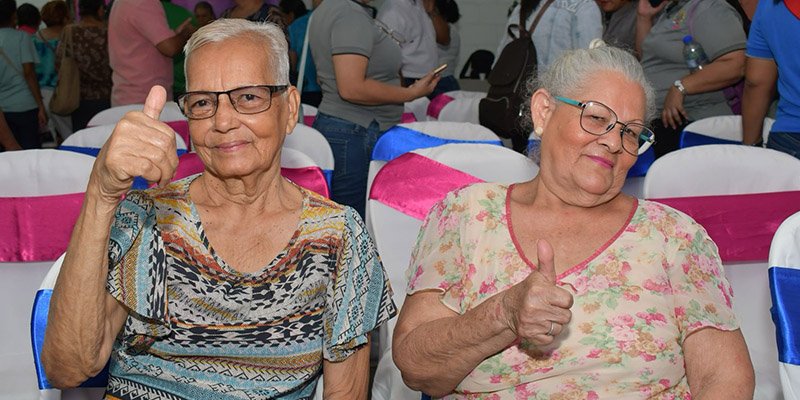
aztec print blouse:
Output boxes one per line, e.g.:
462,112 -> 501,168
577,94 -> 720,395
103,174 -> 396,400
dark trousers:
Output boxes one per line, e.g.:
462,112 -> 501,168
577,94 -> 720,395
72,99 -> 111,131
5,108 -> 41,149
651,118 -> 689,159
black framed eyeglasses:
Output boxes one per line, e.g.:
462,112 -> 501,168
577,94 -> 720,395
554,96 -> 655,156
176,85 -> 289,120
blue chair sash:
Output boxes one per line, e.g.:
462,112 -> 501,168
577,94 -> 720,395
627,147 -> 655,178
679,131 -> 740,149
371,126 -> 503,162
769,266 -> 800,365
31,289 -> 109,389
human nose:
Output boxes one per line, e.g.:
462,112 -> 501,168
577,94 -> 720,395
212,94 -> 240,133
596,122 -> 625,153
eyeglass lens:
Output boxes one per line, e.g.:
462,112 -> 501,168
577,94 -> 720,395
580,102 -> 653,155
181,86 -> 275,119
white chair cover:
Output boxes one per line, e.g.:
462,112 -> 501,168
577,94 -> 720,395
404,97 -> 430,123
643,145 -> 800,400
369,143 -> 538,400
365,121 -> 502,233
62,124 -> 188,151
681,115 -> 776,146
0,150 -> 95,400
284,124 -> 334,178
302,103 -> 318,117
769,211 -> 800,400
29,254 -> 106,400
86,102 -> 186,127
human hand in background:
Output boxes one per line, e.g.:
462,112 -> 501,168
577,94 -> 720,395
408,68 -> 442,100
662,86 -> 688,129
500,239 -> 574,346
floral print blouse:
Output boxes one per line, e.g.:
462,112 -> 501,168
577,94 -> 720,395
407,183 -> 739,399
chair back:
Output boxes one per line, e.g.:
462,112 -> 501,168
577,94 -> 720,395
458,49 -> 494,79
284,124 -> 334,190
680,115 -> 776,148
426,91 -> 485,122
369,144 -> 537,400
30,254 -> 108,399
280,147 -> 330,198
301,103 -> 318,126
404,97 -> 430,123
769,211 -> 800,399
643,145 -> 800,400
0,150 -> 95,400
62,124 -> 188,154
86,102 -> 186,127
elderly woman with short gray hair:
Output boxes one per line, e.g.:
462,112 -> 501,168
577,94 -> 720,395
392,44 -> 754,399
41,19 -> 395,400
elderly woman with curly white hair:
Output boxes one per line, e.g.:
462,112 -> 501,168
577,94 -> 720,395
392,43 -> 754,399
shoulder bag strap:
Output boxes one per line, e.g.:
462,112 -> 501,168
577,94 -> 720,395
528,0 -> 556,36
296,13 -> 313,123
0,48 -> 23,77
37,30 -> 57,53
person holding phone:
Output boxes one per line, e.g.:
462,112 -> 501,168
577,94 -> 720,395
309,0 -> 439,218
636,0 -> 746,158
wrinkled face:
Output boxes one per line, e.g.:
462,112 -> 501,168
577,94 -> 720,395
185,35 -> 298,179
595,0 -> 629,13
533,70 -> 646,206
194,7 -> 214,27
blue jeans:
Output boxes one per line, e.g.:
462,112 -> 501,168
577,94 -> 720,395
767,132 -> 800,160
312,112 -> 381,218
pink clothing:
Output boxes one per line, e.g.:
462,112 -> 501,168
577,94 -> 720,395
108,0 -> 175,106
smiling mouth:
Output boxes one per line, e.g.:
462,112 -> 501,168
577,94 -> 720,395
215,141 -> 249,150
587,155 -> 614,168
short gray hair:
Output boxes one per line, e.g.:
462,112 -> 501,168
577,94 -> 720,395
183,19 -> 290,88
524,42 -> 656,134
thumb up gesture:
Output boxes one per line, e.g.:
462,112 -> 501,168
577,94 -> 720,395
90,86 -> 179,204
501,239 -> 574,346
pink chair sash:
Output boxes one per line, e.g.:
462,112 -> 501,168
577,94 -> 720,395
401,112 -> 417,123
0,193 -> 85,262
303,115 -> 316,127
164,120 -> 190,148
426,94 -> 454,120
368,152 -> 482,220
651,191 -> 800,262
173,152 -> 329,198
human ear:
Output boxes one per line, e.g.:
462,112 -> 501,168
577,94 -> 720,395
283,86 -> 300,135
529,89 -> 554,136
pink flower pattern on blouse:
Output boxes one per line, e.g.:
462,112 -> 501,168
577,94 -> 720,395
406,183 -> 738,399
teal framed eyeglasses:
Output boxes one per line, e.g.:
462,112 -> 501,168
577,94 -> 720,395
554,96 -> 655,156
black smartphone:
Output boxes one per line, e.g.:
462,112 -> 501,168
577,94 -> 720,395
648,0 -> 666,7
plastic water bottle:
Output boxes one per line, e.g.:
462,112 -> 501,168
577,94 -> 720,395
682,35 -> 709,72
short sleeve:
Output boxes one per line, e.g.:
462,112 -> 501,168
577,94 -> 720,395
329,10 -> 373,57
132,1 -> 174,47
691,1 -> 746,61
665,212 -> 739,343
405,190 -> 468,314
323,207 -> 396,361
106,191 -> 171,340
745,0 -> 772,60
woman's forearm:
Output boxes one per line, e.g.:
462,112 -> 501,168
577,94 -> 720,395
42,185 -> 125,387
22,63 -> 44,109
681,51 -> 745,95
634,15 -> 653,60
741,57 -> 778,145
393,294 -> 517,397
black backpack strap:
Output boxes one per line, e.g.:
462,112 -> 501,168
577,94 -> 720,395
521,0 -> 555,38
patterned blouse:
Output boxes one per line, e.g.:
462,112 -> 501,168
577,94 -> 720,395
104,175 -> 396,400
407,183 -> 738,399
58,24 -> 111,101
32,32 -> 58,89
